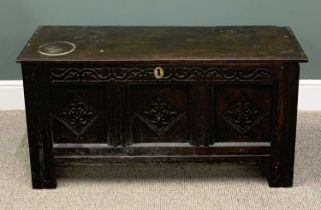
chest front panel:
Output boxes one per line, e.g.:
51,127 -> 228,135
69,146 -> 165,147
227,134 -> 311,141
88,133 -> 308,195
48,64 -> 276,151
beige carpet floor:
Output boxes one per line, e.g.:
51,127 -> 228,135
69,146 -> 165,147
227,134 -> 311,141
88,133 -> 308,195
0,111 -> 320,210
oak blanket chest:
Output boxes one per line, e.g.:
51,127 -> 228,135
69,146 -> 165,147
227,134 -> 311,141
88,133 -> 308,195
17,26 -> 308,188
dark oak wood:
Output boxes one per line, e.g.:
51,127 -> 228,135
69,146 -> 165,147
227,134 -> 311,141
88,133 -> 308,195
17,26 -> 308,188
268,63 -> 300,187
17,26 -> 307,63
22,64 -> 56,189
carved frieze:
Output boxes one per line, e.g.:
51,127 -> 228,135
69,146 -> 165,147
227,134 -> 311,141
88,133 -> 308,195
50,66 -> 272,83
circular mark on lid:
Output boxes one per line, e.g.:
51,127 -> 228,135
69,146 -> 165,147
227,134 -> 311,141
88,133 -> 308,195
37,41 -> 76,56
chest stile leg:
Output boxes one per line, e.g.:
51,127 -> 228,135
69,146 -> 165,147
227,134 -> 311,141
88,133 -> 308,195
22,64 -> 57,189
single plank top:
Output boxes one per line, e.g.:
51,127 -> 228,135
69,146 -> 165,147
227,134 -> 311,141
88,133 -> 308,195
17,26 -> 308,63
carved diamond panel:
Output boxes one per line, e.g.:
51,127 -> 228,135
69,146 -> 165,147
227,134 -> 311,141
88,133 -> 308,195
138,94 -> 180,133
56,96 -> 97,136
222,96 -> 264,134
132,85 -> 188,143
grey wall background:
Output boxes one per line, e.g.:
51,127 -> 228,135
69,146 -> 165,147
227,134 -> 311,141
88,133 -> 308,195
0,0 -> 319,80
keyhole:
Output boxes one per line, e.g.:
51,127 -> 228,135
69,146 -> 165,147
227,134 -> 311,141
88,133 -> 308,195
156,68 -> 161,76
154,67 -> 164,79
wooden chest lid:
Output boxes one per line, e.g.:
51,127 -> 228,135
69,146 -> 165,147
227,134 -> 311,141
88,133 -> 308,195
17,26 -> 308,63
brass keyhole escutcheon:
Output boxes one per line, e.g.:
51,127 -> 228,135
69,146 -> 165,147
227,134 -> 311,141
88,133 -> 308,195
154,66 -> 164,79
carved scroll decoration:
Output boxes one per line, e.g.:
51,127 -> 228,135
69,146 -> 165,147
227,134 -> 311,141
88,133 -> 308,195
50,66 -> 272,82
